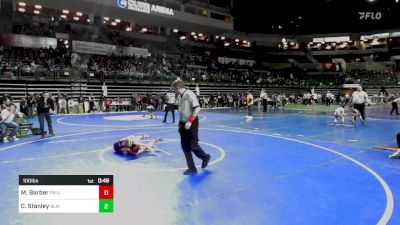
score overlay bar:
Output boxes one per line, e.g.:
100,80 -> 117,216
19,175 -> 114,213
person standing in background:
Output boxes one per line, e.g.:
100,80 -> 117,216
260,89 -> 268,112
19,97 -> 28,116
350,87 -> 368,122
27,94 -> 36,118
246,89 -> 254,119
390,96 -> 400,116
163,91 -> 176,123
37,92 -> 55,139
58,94 -> 67,114
88,93 -> 95,113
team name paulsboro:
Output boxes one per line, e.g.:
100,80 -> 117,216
28,203 -> 50,209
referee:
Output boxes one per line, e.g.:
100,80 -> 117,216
390,97 -> 400,116
172,80 -> 211,175
350,87 -> 368,121
162,91 -> 176,123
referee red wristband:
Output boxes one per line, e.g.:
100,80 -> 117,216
188,116 -> 196,123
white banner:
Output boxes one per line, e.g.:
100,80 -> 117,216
115,46 -> 148,58
218,57 -> 256,67
72,41 -> 115,55
55,33 -> 70,40
0,34 -> 57,49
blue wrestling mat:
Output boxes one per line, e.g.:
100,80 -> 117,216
1,106 -> 400,225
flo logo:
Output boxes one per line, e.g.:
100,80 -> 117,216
359,12 -> 382,20
117,0 -> 128,8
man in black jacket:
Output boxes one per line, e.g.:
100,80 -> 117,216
37,92 -> 55,139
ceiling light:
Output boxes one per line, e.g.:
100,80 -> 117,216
18,2 -> 26,6
243,40 -> 247,44
235,39 -> 239,42
61,15 -> 67,19
104,17 -> 109,21
64,40 -> 69,44
76,12 -> 83,16
126,27 -> 132,31
173,29 -> 178,33
141,28 -> 147,32
18,8 -> 25,12
33,10 -> 40,14
191,32 -> 196,36
282,38 -> 287,43
87,19 -> 90,22
194,35 -> 197,39
115,19 -> 121,23
180,36 -> 186,40
62,10 -> 69,14
34,5 -> 42,9
73,17 -> 79,21
221,36 -> 225,40
111,22 -> 117,26
224,43 -> 230,47
198,33 -> 203,37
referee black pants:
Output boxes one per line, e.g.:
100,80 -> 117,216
391,102 -> 399,115
179,118 -> 208,171
262,99 -> 267,112
163,103 -> 175,122
397,132 -> 400,148
353,103 -> 366,121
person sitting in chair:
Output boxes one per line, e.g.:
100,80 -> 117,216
1,104 -> 23,142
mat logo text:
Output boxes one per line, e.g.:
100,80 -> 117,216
359,12 -> 382,20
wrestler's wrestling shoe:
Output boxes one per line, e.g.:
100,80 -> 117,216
389,151 -> 400,159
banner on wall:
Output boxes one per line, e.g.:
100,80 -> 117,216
55,33 -> 70,40
115,46 -> 149,58
0,34 -> 57,49
72,41 -> 115,55
217,57 -> 256,67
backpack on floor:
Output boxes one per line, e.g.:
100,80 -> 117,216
32,128 -> 46,135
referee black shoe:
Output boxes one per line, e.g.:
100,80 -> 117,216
202,154 -> 211,169
183,169 -> 197,175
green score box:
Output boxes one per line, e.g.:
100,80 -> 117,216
99,199 -> 114,213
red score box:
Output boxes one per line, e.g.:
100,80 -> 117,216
99,185 -> 114,199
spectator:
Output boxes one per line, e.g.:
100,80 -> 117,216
19,97 -> 28,116
1,104 -> 23,142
